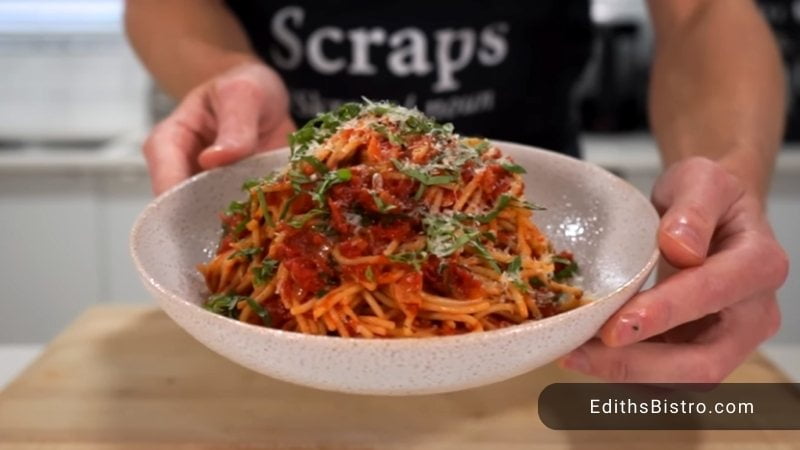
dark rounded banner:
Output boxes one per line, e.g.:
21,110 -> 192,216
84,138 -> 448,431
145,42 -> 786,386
538,383 -> 800,430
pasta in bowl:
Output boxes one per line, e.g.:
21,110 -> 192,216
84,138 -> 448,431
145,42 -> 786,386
200,101 -> 584,338
131,101 -> 659,395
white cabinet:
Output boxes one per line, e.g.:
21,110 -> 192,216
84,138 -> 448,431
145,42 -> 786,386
0,162 -> 154,343
766,176 -> 800,346
0,173 -> 101,343
97,171 -> 154,303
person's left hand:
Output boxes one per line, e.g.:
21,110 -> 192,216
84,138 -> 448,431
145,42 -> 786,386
560,157 -> 789,383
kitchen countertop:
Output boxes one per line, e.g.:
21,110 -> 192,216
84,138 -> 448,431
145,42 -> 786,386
0,305 -> 798,449
2,133 -> 800,174
3,342 -> 796,392
0,137 -> 145,174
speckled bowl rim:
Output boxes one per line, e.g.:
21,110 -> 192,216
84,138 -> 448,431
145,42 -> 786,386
131,141 -> 660,348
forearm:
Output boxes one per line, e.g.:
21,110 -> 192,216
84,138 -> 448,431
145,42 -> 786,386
647,0 -> 786,199
124,0 -> 263,99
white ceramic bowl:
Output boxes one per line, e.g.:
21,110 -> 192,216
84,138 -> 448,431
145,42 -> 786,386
131,142 -> 660,395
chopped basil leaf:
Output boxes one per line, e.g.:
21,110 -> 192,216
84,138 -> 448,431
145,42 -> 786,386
288,209 -> 326,228
289,102 -> 363,161
289,124 -> 317,157
475,140 -> 491,154
288,168 -> 313,192
225,196 -> 251,234
422,214 -> 499,273
312,168 -> 352,206
401,116 -> 453,137
228,203 -> 251,235
336,167 -> 353,180
256,189 -> 273,227
474,194 -> 513,224
445,145 -> 481,168
264,171 -> 281,184
371,191 -> 396,213
364,266 -> 375,282
501,162 -> 527,174
469,240 -> 501,273
371,123 -> 403,146
401,115 -> 433,135
414,183 -> 426,200
391,159 -> 456,186
244,297 -> 272,326
252,258 -> 278,285
506,255 -> 527,291
241,178 -> 261,191
279,192 -> 298,220
243,172 -> 282,192
388,251 -> 427,271
515,199 -> 547,211
300,155 -> 329,174
225,200 -> 248,216
423,215 -> 474,258
553,256 -> 580,282
529,277 -> 545,288
336,102 -> 363,121
204,293 -> 242,318
370,105 -> 389,116
228,247 -> 261,260
232,219 -> 248,236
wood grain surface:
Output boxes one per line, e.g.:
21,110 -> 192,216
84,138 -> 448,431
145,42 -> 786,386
0,305 -> 797,449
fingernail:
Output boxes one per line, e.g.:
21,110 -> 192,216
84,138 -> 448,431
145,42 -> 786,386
205,144 -> 226,153
612,313 -> 642,346
563,348 -> 591,373
665,220 -> 704,258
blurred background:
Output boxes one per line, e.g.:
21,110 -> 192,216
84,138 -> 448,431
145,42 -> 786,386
0,0 -> 798,382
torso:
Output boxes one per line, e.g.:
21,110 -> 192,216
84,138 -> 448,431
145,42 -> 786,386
225,0 -> 593,156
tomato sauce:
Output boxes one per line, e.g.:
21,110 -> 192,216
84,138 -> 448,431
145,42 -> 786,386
481,165 -> 512,202
422,257 -> 485,300
276,227 -> 335,297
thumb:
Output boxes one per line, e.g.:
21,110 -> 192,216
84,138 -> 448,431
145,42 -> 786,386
197,79 -> 264,170
658,214 -> 709,269
652,158 -> 743,268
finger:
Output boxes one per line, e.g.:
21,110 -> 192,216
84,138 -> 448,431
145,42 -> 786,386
142,91 -> 210,195
198,77 -> 265,169
652,157 -> 745,268
257,116 -> 296,151
562,296 -> 779,383
600,231 -> 787,346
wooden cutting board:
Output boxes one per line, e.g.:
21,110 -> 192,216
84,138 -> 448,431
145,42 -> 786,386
0,305 -> 797,449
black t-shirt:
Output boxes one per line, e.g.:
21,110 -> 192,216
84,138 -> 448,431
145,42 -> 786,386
224,1 -> 593,157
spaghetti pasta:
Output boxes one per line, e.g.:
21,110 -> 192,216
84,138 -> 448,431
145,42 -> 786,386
199,100 -> 584,338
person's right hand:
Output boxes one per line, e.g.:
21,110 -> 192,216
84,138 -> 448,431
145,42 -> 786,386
143,62 -> 295,194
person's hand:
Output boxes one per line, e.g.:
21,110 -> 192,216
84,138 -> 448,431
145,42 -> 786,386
143,62 -> 295,194
561,157 -> 789,383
